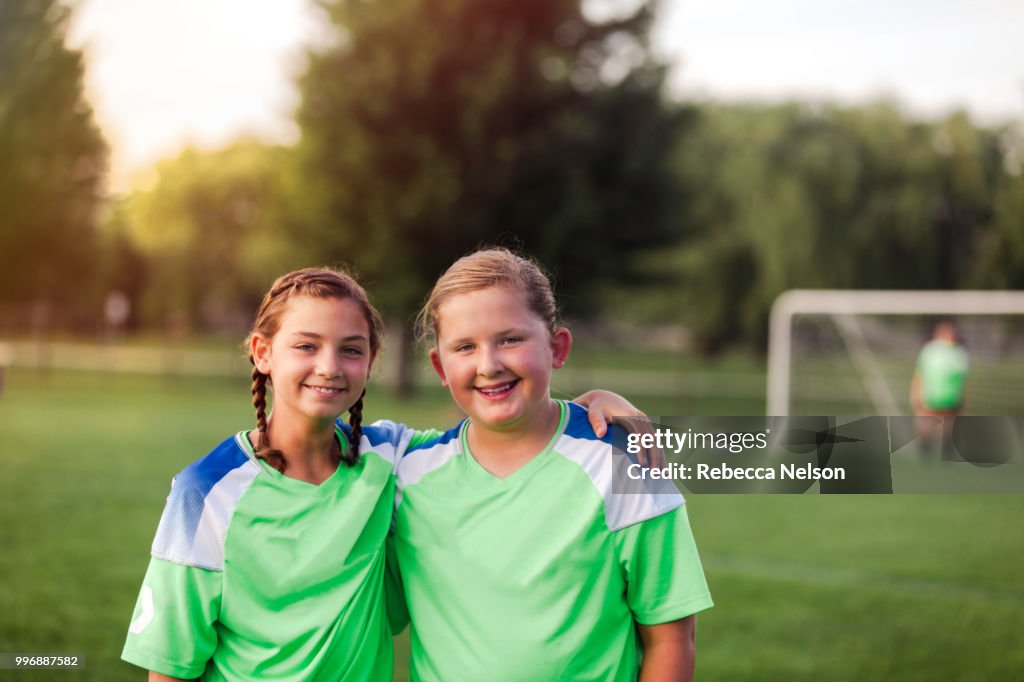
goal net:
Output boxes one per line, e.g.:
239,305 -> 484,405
767,290 -> 1024,416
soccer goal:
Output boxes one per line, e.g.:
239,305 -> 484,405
767,290 -> 1024,416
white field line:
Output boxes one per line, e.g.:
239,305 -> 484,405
704,552 -> 1024,606
554,367 -> 765,398
3,342 -> 246,377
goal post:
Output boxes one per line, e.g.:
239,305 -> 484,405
767,290 -> 1024,415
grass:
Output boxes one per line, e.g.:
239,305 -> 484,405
1,367 -> 1022,680
693,495 -> 1024,680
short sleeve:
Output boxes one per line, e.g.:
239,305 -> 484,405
121,556 -> 222,678
614,503 -> 713,625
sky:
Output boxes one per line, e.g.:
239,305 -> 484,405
66,0 -> 1024,192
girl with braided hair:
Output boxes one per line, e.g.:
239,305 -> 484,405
243,268 -> 382,478
122,266 -> 645,682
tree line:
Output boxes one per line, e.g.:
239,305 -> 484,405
3,0 -> 1022,362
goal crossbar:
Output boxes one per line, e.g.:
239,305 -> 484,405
768,290 -> 1024,415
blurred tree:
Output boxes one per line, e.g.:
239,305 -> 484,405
119,141 -> 307,331
95,202 -> 148,331
630,101 -> 1019,353
926,112 -> 1000,288
971,123 -> 1024,289
296,0 -> 688,394
0,0 -> 107,327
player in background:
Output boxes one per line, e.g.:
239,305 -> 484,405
911,320 -> 969,454
122,267 -> 647,682
392,248 -> 713,681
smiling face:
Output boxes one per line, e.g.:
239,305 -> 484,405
430,286 -> 571,435
251,295 -> 374,427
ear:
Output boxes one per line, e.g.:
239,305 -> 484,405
429,348 -> 449,387
250,333 -> 273,375
550,327 -> 572,369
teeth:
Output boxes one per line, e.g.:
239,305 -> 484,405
478,382 -> 515,395
308,386 -> 342,394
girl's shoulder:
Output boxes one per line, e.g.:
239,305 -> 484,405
345,418 -> 451,469
392,421 -> 463,478
554,402 -> 684,533
153,432 -> 262,571
175,432 -> 256,484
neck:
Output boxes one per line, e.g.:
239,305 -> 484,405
466,399 -> 562,478
264,413 -> 340,483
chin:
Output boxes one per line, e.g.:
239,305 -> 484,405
474,409 -> 527,430
302,404 -> 347,420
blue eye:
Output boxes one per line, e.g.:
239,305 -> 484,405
342,347 -> 364,356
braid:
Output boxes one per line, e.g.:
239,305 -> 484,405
251,365 -> 268,433
344,389 -> 366,466
250,365 -> 286,473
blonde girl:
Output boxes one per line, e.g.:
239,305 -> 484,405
392,249 -> 713,681
122,267 -> 642,681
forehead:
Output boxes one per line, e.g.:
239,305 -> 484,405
436,286 -> 544,337
277,295 -> 369,336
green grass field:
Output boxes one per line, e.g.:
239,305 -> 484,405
1,367 -> 1022,681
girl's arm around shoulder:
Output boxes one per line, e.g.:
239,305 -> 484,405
376,387 -> 644,462
638,616 -> 697,682
572,389 -> 645,437
572,390 -> 664,467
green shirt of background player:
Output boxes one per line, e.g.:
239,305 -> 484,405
911,321 -> 969,415
910,321 -> 969,451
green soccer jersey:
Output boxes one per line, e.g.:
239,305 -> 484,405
917,339 -> 969,410
392,401 -> 713,682
122,421 -> 433,681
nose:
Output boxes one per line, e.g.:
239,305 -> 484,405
316,350 -> 343,378
477,345 -> 504,377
